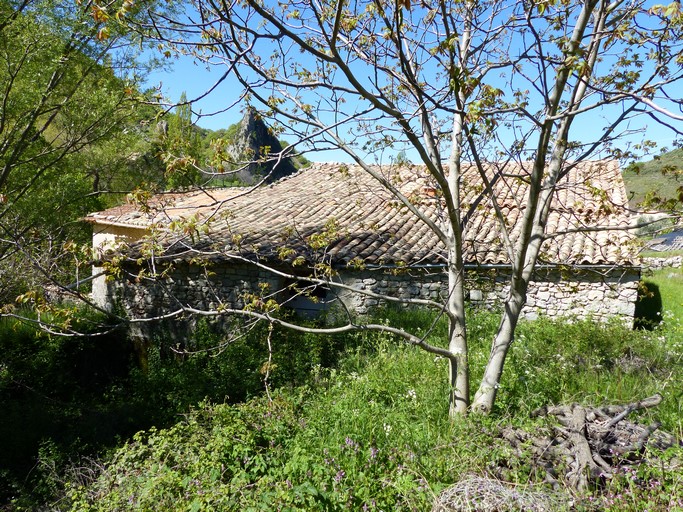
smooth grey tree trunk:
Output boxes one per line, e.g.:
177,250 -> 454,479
447,254 -> 469,416
470,283 -> 526,413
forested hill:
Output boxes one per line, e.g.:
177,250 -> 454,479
622,148 -> 683,209
0,0 -> 306,306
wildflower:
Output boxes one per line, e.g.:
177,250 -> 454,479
344,437 -> 359,451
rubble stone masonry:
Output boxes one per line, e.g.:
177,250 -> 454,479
94,261 -> 640,339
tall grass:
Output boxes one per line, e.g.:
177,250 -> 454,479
648,267 -> 683,325
7,268 -> 683,510
0,308 -> 135,504
62,302 -> 683,511
0,312 -> 368,507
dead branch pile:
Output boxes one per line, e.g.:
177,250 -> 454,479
433,394 -> 680,512
505,393 -> 678,491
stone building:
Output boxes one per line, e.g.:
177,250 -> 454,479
84,160 -> 640,335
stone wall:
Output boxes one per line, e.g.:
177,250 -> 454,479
475,268 -> 639,322
336,270 -> 446,312
94,261 -> 640,339
642,256 -> 683,270
338,267 -> 640,324
96,262 -> 286,340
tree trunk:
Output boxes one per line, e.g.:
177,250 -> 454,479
447,252 -> 469,417
471,283 -> 526,413
447,320 -> 469,417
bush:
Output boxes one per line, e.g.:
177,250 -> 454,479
0,308 -> 133,506
0,310 -> 366,508
8,305 -> 683,510
123,316 -> 363,425
66,342 -> 496,511
63,310 -> 683,511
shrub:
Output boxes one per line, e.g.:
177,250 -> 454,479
65,342 -> 499,511
10,305 -> 683,510
0,308 -> 132,506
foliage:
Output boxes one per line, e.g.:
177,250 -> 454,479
0,0 -> 165,303
64,340 -> 468,511
62,307 -> 683,511
156,92 -> 205,188
0,308 -> 133,505
2,290 -> 682,509
5,270 -> 683,509
0,311 -> 362,507
123,317 -> 361,425
117,0 -> 683,417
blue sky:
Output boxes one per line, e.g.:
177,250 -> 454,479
146,56 -> 243,132
146,55 -> 359,162
144,28 -> 681,166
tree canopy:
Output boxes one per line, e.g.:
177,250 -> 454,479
98,0 -> 683,414
0,0 -> 166,302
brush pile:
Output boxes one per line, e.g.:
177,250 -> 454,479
434,394 -> 680,511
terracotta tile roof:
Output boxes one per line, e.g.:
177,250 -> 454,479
87,161 -> 638,266
84,188 -> 249,229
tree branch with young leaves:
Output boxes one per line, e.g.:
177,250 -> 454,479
114,0 -> 683,416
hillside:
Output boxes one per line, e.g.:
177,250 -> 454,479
622,147 -> 683,209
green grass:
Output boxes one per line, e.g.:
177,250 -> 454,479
9,271 -> 683,510
640,249 -> 683,258
0,311 -> 366,508
645,267 -> 683,326
623,148 -> 683,209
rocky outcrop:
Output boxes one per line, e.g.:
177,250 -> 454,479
227,108 -> 298,184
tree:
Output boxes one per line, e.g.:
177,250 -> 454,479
156,91 -> 206,188
120,0 -> 682,416
0,0 -> 162,302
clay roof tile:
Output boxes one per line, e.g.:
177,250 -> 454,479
87,161 -> 638,267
